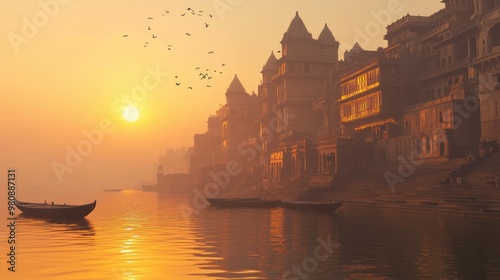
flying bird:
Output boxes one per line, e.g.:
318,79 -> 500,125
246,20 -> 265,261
222,63 -> 226,67
122,35 -> 128,37
207,85 -> 211,87
205,23 -> 209,28
148,26 -> 151,30
195,67 -> 200,70
185,33 -> 191,36
175,76 -> 178,78
147,17 -> 153,20
208,51 -> 214,54
152,34 -> 157,38
181,13 -> 186,16
175,83 -> 181,86
188,87 -> 193,89
209,14 -> 213,17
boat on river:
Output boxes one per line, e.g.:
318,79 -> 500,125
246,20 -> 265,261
206,197 -> 281,208
15,200 -> 97,220
103,188 -> 123,192
281,200 -> 343,211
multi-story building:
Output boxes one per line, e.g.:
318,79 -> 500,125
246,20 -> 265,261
257,52 -> 279,174
269,12 -> 339,180
188,1 -> 499,188
472,0 -> 500,143
217,75 -> 260,164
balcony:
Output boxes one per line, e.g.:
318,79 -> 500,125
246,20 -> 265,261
420,22 -> 450,41
340,82 -> 379,101
419,57 -> 472,81
341,107 -> 381,123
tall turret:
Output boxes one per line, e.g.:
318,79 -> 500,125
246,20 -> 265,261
318,24 -> 340,61
225,74 -> 247,105
261,51 -> 278,84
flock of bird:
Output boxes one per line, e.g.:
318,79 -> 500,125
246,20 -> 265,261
122,7 -> 225,90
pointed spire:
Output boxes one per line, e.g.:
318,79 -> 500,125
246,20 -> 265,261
283,11 -> 311,40
263,51 -> 278,70
318,23 -> 337,44
351,42 -> 364,51
226,74 -> 246,93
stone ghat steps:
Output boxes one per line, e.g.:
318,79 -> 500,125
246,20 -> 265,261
328,186 -> 500,214
313,156 -> 499,215
463,153 -> 500,187
332,158 -> 466,193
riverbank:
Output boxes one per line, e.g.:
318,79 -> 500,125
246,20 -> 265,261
222,153 -> 500,218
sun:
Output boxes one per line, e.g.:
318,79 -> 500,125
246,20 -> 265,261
122,105 -> 139,122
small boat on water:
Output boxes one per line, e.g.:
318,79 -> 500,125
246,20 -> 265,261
206,197 -> 261,207
207,197 -> 281,208
281,200 -> 343,211
15,200 -> 97,220
103,188 -> 123,192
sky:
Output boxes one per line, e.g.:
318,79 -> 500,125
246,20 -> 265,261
0,0 -> 444,196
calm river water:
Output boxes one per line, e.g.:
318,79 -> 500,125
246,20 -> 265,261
3,189 -> 500,279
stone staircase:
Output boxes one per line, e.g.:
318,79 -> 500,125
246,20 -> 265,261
300,156 -> 500,217
225,175 -> 314,200
220,153 -> 500,217
462,152 -> 500,189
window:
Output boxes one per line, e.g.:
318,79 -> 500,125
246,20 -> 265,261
416,138 -> 422,154
495,100 -> 499,118
426,137 -> 431,154
439,111 -> 443,123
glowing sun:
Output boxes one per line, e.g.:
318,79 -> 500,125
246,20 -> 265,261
122,105 -> 139,122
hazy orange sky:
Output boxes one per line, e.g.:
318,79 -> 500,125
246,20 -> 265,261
0,1 -> 444,194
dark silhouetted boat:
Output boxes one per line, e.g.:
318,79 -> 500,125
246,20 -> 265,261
281,200 -> 343,211
15,200 -> 97,220
103,188 -> 123,192
206,197 -> 282,207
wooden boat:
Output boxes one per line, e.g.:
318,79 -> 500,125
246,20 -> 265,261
206,197 -> 282,208
15,200 -> 97,220
281,200 -> 343,211
206,197 -> 261,207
